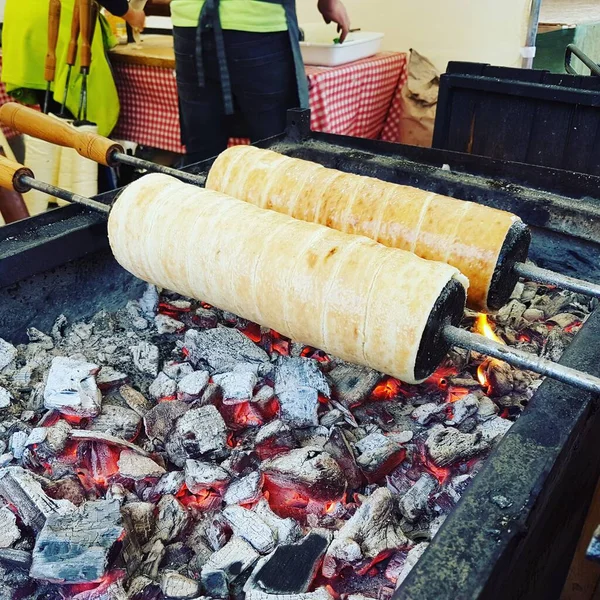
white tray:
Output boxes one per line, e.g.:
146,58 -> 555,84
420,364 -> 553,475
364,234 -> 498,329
300,24 -> 384,67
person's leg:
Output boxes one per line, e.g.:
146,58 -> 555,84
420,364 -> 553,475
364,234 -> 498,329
173,26 -> 229,164
225,31 -> 299,143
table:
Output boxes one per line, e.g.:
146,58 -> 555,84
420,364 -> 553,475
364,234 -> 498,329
110,35 -> 407,154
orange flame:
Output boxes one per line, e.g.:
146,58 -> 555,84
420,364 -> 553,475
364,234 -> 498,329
475,314 -> 503,344
371,377 -> 403,401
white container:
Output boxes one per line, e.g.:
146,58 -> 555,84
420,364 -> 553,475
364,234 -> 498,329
299,23 -> 384,67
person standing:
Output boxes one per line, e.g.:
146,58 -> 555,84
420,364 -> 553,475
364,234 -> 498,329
171,0 -> 350,164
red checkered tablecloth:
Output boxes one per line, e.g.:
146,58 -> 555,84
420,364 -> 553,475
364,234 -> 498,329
112,51 -> 407,154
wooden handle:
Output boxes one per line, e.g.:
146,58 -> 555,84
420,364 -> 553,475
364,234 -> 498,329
45,0 -> 62,83
67,0 -> 81,67
79,0 -> 92,70
89,2 -> 99,46
0,103 -> 124,167
0,155 -> 34,194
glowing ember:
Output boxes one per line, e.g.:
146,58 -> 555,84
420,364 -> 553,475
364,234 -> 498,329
419,447 -> 451,485
565,320 -> 583,334
474,313 -> 503,344
447,386 -> 470,403
300,346 -> 330,363
240,322 -> 261,343
221,401 -> 265,430
371,377 -> 403,401
68,570 -> 125,598
426,365 -> 458,390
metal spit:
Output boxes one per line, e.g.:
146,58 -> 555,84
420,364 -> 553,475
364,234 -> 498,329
0,155 -> 599,397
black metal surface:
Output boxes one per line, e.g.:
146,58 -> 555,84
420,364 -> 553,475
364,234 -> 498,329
433,62 -> 600,174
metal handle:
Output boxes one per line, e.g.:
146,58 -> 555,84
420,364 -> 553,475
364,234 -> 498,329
565,44 -> 600,77
443,325 -> 600,396
45,0 -> 62,83
0,103 -> 123,166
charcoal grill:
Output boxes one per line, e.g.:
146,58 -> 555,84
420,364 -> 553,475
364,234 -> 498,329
1,110 -> 599,600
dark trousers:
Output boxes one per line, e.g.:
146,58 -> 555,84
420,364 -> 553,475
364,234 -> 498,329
173,27 -> 299,164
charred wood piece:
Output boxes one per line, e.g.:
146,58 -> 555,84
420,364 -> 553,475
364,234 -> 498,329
184,328 -> 269,374
213,371 -> 258,404
223,471 -> 262,505
327,363 -> 380,407
177,371 -> 210,401
394,543 -> 429,589
149,373 -> 177,401
160,571 -> 200,599
0,505 -> 21,548
70,430 -> 153,458
0,548 -> 32,570
155,314 -> 185,335
586,525 -> 600,563
445,394 -> 480,427
253,499 -> 301,545
398,473 -> 437,522
87,405 -> 141,441
0,466 -> 74,532
324,427 -> 363,490
30,499 -> 124,583
478,416 -> 512,444
185,460 -> 230,494
245,588 -> 333,600
322,488 -> 407,577
354,432 -> 405,483
144,401 -> 189,447
119,385 -> 152,418
0,338 -> 17,371
121,501 -> 155,546
411,402 -> 445,426
43,356 -> 102,418
245,530 -> 331,595
117,450 -> 166,481
153,495 -> 189,544
131,342 -> 160,377
262,447 -> 346,501
223,505 -> 276,554
425,425 -> 491,467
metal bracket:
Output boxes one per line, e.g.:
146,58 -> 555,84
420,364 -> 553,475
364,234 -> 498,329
286,108 -> 312,142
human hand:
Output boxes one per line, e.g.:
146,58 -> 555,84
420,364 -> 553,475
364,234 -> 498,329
317,0 -> 350,43
123,7 -> 146,30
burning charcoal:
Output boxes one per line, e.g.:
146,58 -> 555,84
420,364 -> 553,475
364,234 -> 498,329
320,409 -> 343,427
255,420 -> 295,459
445,394 -> 479,426
201,536 -> 260,598
496,299 -> 526,328
44,477 -> 86,506
9,431 -> 28,460
213,371 -> 257,404
0,506 -> 20,548
122,502 -> 155,546
160,571 -> 200,599
542,327 -> 567,362
184,328 -> 269,374
486,361 -> 514,396
140,285 -> 160,317
97,367 -> 128,388
166,405 -> 227,467
327,363 -> 380,407
0,387 -> 12,409
412,402 -> 445,426
522,308 -> 545,322
70,430 -> 153,458
120,385 -> 152,418
13,365 -> 34,390
118,449 -> 166,481
253,385 -> 274,404
478,416 -> 512,444
149,373 -> 177,401
146,471 -> 186,500
177,371 -> 210,401
245,530 -> 331,595
253,499 -> 301,545
0,467 -> 74,532
323,427 -> 363,490
30,499 -> 124,583
323,488 -> 407,577
354,432 -> 405,483
197,383 -> 222,407
246,589 -> 333,600
154,495 -> 189,543
44,356 -> 102,418
141,539 -> 166,579
195,307 -> 219,328
548,312 -> 580,329
224,472 -> 262,505
0,338 -> 17,371
155,314 -> 185,335
163,362 -> 195,382
394,542 -> 429,589
87,405 -> 141,441
223,505 -> 276,554
425,425 -> 491,467
131,342 -> 160,377
144,401 -> 189,446
398,473 -> 437,522
477,396 -> 498,421
262,447 -> 346,502
185,460 -> 230,494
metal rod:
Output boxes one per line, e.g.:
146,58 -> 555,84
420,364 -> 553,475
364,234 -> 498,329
522,0 -> 542,69
514,262 -> 600,300
20,175 -> 110,215
443,325 -> 600,396
114,152 -> 207,186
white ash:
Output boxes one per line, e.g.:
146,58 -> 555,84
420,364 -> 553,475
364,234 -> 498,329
118,449 -> 166,481
0,506 -> 20,548
26,328 -> 54,350
223,505 -> 276,554
155,313 -> 185,335
163,361 -> 195,382
398,473 -> 438,522
87,405 -> 141,440
43,356 -> 102,418
177,370 -> 210,401
322,488 -> 407,577
121,501 -> 155,545
0,387 -> 12,409
0,338 -> 17,371
213,370 -> 257,404
160,571 -> 200,599
149,372 -> 178,400
185,460 -> 230,494
9,431 -> 28,459
131,341 -> 160,376
246,588 -> 333,600
252,385 -> 275,403
223,471 -> 262,505
412,402 -> 446,425
139,284 -> 160,317
255,419 -> 294,447
477,396 -> 499,421
253,499 -> 302,545
445,394 -> 480,426
425,425 -> 491,467
12,366 -> 33,390
153,495 -> 189,544
0,454 -> 12,467
478,416 -> 513,444
388,431 -> 414,444
145,471 -> 186,500
144,401 -> 189,446
96,366 -> 127,387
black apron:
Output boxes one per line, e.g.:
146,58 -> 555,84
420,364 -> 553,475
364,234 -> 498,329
195,0 -> 309,115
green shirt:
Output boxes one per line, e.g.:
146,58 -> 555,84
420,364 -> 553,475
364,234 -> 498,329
170,0 -> 288,31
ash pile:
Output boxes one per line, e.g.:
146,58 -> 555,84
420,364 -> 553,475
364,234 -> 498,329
0,277 -> 594,600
